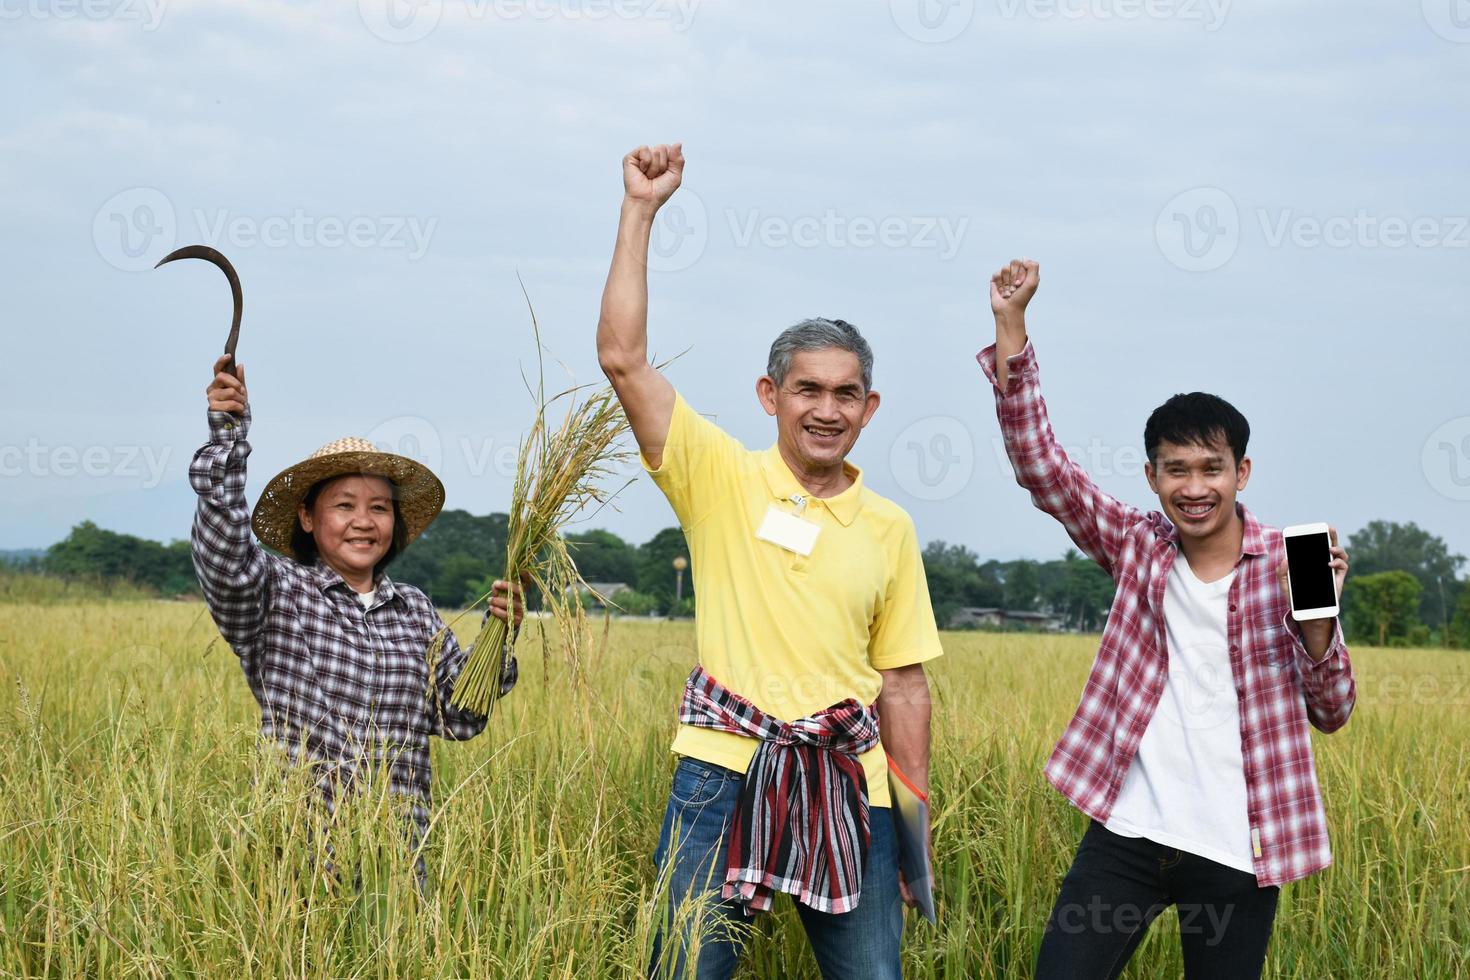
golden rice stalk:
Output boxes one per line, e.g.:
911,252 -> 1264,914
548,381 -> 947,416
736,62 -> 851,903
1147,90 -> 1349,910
429,282 -> 633,718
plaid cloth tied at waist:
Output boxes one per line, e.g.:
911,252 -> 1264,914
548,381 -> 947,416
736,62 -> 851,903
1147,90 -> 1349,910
677,665 -> 881,915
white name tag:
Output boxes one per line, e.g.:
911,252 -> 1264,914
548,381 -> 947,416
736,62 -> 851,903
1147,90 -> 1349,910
756,504 -> 821,557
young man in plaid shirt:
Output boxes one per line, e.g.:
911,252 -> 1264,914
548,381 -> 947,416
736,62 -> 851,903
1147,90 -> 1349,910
980,258 -> 1356,979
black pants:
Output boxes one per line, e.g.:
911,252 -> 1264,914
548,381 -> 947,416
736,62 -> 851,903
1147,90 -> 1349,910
1035,820 -> 1281,980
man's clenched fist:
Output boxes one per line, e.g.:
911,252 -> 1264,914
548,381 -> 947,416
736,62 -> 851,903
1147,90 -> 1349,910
622,143 -> 685,213
990,258 -> 1040,319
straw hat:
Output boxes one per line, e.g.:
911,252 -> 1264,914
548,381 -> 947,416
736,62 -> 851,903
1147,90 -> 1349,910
251,436 -> 445,560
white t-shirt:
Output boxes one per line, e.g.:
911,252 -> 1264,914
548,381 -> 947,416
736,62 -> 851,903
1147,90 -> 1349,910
356,589 -> 376,608
1105,555 -> 1255,875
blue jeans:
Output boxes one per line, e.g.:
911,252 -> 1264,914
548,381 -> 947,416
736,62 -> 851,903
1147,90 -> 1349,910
648,756 -> 904,980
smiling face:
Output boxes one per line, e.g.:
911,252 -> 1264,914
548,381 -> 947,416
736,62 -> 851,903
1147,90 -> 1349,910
297,474 -> 397,589
1145,436 -> 1251,544
756,347 -> 880,478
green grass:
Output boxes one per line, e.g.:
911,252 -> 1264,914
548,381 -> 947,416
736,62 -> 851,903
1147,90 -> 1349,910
0,568 -> 157,604
0,604 -> 1465,977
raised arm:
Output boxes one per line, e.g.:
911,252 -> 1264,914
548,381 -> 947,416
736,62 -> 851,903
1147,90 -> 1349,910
597,143 -> 682,469
189,354 -> 274,656
980,259 -> 1144,575
991,258 -> 1036,393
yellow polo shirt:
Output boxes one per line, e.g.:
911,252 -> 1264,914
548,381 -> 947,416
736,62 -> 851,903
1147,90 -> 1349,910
643,393 -> 944,808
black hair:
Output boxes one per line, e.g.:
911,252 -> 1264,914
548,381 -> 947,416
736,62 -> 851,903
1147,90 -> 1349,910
1144,392 -> 1250,465
290,473 -> 408,581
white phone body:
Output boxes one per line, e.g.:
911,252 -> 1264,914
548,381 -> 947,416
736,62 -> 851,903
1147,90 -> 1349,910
1282,523 -> 1339,620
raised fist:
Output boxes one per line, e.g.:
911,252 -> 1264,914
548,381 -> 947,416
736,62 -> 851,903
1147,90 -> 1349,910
990,258 -> 1040,318
622,143 -> 685,212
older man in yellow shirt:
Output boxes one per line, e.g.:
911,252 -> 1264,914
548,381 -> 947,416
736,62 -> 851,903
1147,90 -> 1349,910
597,142 -> 943,980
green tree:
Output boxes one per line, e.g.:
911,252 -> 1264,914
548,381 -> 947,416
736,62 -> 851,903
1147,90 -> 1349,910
43,521 -> 194,595
389,509 -> 509,606
433,553 -> 490,608
636,527 -> 694,611
160,539 -> 198,595
1450,585 -> 1470,650
1003,559 -> 1040,612
921,542 -> 1004,628
1040,549 -> 1116,631
565,530 -> 638,586
611,590 -> 661,616
1346,521 -> 1464,636
1344,571 -> 1423,647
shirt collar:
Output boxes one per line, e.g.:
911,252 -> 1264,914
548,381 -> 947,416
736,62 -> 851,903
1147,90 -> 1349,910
1159,502 -> 1269,559
310,556 -> 396,602
1238,503 -> 1269,557
758,446 -> 865,527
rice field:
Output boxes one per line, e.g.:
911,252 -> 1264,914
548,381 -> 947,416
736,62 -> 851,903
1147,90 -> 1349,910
0,601 -> 1466,978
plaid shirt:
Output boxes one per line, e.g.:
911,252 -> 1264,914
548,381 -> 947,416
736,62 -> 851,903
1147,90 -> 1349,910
190,407 -> 516,840
978,341 -> 1356,887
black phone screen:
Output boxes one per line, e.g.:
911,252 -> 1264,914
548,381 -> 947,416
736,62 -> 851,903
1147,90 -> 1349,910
1285,532 -> 1336,610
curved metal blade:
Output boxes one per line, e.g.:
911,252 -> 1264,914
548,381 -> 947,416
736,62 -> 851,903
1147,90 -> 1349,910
155,245 -> 243,358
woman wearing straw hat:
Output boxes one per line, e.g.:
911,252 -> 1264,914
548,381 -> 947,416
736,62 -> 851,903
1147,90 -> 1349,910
189,353 -> 521,861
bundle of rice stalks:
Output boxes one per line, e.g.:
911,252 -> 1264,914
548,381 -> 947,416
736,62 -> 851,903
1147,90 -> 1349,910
429,285 -> 634,718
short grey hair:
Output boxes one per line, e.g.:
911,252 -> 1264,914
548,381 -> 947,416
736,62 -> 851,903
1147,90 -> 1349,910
766,318 -> 874,391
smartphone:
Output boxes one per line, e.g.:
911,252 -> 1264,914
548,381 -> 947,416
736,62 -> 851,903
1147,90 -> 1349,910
1283,523 -> 1339,620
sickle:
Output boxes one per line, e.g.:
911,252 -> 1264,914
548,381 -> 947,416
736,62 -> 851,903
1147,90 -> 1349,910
155,245 -> 243,359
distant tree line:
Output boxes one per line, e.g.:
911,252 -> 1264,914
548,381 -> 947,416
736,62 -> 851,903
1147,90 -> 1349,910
5,517 -> 1467,647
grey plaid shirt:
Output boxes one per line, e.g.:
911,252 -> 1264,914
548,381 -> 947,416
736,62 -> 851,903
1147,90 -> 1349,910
190,407 -> 516,839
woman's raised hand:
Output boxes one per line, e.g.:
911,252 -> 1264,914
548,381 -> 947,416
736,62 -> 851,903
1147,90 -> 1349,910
206,353 -> 249,416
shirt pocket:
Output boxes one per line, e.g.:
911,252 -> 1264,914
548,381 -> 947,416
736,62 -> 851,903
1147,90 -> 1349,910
1249,610 -> 1299,674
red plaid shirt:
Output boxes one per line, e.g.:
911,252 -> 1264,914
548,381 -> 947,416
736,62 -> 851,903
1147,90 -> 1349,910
978,340 -> 1356,887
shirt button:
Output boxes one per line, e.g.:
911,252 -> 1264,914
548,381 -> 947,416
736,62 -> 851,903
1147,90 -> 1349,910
1229,604 -> 1238,612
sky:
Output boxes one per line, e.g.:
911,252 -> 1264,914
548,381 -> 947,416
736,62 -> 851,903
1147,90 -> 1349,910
1,0 -> 1467,566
